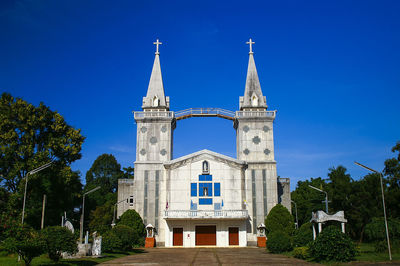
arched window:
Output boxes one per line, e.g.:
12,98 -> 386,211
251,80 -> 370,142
202,160 -> 209,174
153,96 -> 159,107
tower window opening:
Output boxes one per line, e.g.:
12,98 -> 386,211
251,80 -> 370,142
153,96 -> 159,107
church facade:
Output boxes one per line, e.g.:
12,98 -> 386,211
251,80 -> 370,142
118,39 -> 290,247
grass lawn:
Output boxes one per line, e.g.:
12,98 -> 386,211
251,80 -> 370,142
0,249 -> 146,265
354,242 -> 400,262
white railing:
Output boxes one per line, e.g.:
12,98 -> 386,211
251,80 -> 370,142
164,209 -> 248,219
235,110 -> 276,118
134,111 -> 174,119
175,108 -> 235,120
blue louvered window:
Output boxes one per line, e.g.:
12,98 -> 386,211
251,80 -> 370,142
214,183 -> 220,196
191,183 -> 197,196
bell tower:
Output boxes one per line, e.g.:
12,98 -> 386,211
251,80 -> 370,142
234,39 -> 278,237
133,39 -> 175,234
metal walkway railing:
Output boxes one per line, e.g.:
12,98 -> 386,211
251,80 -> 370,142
175,108 -> 235,121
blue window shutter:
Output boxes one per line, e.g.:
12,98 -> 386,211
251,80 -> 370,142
214,183 -> 220,196
191,183 -> 197,196
207,183 -> 212,196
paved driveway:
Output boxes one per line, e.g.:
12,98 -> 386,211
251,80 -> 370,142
101,248 -> 316,265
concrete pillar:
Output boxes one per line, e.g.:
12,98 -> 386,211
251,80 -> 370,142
341,222 -> 345,233
318,223 -> 322,234
312,223 -> 316,240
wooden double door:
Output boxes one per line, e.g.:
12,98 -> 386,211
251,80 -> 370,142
195,225 -> 216,246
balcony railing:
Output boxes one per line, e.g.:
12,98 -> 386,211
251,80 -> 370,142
235,111 -> 276,118
164,209 -> 248,219
134,111 -> 174,119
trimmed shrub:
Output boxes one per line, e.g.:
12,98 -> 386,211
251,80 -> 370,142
118,210 -> 146,247
112,225 -> 135,251
1,226 -> 45,266
267,231 -> 292,253
265,204 -> 295,237
293,222 -> 313,247
309,226 -> 356,262
293,246 -> 310,260
102,231 -> 123,252
41,226 -> 77,262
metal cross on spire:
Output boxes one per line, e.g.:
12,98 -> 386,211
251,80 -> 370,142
246,38 -> 255,54
153,39 -> 162,55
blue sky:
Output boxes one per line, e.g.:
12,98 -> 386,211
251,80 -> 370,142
1,0 -> 399,190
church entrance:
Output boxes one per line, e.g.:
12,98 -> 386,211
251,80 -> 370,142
195,225 -> 216,246
173,228 -> 183,246
229,227 -> 239,245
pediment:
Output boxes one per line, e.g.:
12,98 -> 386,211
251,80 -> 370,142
164,149 -> 247,170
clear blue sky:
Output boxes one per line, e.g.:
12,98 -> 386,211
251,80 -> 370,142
1,0 -> 399,190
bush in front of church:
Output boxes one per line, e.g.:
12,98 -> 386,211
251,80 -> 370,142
41,226 -> 77,262
265,204 -> 295,237
293,222 -> 313,247
309,226 -> 357,262
102,231 -> 123,252
111,225 -> 136,251
267,231 -> 293,253
118,210 -> 146,247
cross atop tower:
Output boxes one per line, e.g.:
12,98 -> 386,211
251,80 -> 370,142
154,39 -> 162,55
246,38 -> 255,54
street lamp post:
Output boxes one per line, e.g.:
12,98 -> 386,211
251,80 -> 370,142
291,200 -> 299,229
79,186 -> 101,244
21,162 -> 52,225
308,185 -> 329,214
354,161 -> 392,261
111,197 -> 130,227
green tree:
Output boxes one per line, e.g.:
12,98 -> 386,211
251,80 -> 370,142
327,166 -> 352,213
265,204 -> 295,236
291,177 -> 328,226
84,154 -> 124,232
348,173 -> 382,241
384,141 -> 400,219
118,209 -> 146,246
85,154 -> 123,206
0,93 -> 84,229
0,92 -> 84,192
2,226 -> 45,266
89,193 -> 116,234
41,226 -> 77,262
123,166 -> 135,179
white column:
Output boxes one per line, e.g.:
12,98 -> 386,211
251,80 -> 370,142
312,223 -> 316,240
341,222 -> 345,233
318,223 -> 322,234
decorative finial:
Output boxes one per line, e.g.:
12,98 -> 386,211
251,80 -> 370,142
246,38 -> 255,54
153,39 -> 162,55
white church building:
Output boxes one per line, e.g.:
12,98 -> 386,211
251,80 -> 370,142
118,39 -> 290,247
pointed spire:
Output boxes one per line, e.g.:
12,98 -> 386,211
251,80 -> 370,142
142,39 -> 169,110
240,38 -> 267,110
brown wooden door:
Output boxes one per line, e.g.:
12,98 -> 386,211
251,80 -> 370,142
196,226 -> 216,245
173,228 -> 183,246
229,227 -> 239,245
